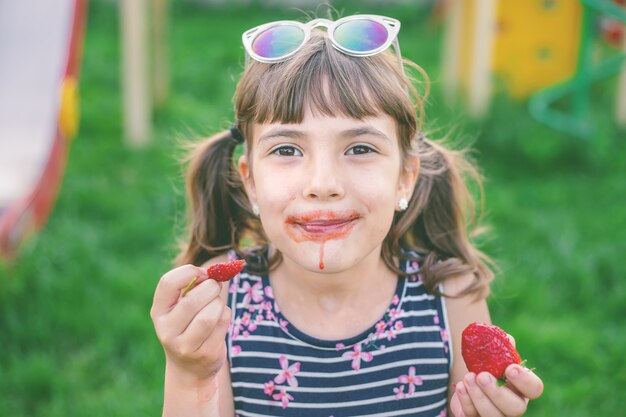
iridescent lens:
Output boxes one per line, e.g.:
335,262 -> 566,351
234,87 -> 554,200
251,25 -> 305,59
334,19 -> 388,52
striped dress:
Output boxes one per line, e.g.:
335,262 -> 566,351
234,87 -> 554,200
225,249 -> 452,417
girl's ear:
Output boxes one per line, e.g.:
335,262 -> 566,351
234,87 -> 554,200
397,155 -> 420,200
238,154 -> 257,202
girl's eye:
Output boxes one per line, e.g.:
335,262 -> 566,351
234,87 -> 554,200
346,144 -> 376,155
272,146 -> 302,157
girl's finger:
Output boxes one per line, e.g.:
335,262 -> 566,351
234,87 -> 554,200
449,392 -> 461,417
476,372 -> 528,417
151,264 -> 208,317
161,278 -> 223,337
455,381 -> 478,417
176,296 -> 229,352
504,364 -> 544,400
196,305 -> 232,355
464,373 -> 504,417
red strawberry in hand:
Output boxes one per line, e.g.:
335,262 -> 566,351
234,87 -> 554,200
461,322 -> 522,380
207,259 -> 245,282
181,259 -> 245,298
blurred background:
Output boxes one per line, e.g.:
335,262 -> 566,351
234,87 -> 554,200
0,0 -> 625,416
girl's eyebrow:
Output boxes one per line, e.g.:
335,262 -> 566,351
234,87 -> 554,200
341,126 -> 391,142
259,126 -> 391,143
258,128 -> 306,142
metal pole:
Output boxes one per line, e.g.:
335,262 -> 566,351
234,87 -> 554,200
120,0 -> 152,147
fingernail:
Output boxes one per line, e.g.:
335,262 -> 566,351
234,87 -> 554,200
198,267 -> 209,278
507,366 -> 520,379
456,382 -> 467,396
465,373 -> 476,387
478,372 -> 493,387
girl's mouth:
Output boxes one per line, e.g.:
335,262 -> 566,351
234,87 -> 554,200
298,219 -> 355,234
285,210 -> 360,241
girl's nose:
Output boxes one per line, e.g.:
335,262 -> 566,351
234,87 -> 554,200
302,156 -> 345,201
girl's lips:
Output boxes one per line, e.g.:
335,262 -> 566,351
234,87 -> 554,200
298,218 -> 356,233
285,210 -> 361,240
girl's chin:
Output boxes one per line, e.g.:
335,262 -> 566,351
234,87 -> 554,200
291,240 -> 356,273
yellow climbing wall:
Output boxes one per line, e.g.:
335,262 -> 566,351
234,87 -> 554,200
492,0 -> 583,98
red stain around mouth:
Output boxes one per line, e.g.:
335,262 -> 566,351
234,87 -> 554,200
285,210 -> 360,270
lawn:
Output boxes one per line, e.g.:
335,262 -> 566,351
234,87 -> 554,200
1,1 -> 625,416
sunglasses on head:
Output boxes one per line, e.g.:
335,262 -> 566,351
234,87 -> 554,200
242,14 -> 402,66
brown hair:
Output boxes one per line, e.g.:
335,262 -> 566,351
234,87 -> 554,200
176,29 -> 493,297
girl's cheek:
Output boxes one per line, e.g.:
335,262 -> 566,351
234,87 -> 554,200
259,180 -> 298,205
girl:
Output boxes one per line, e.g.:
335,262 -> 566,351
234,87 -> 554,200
150,14 -> 544,417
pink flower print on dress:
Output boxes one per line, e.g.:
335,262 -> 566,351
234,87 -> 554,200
264,380 -> 276,396
231,318 -> 243,340
375,320 -> 387,337
440,328 -> 450,353
230,345 -> 242,357
433,313 -> 440,325
398,366 -> 423,396
388,308 -> 403,321
279,319 -> 289,332
393,385 -> 406,400
342,343 -> 374,371
274,355 -> 300,387
440,328 -> 449,343
335,343 -> 345,350
273,387 -> 294,409
392,294 -> 400,305
241,312 -> 258,332
241,281 -> 264,306
264,286 -> 274,299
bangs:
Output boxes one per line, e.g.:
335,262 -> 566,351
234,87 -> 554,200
236,31 -> 418,133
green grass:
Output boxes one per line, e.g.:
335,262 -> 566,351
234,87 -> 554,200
1,1 -> 625,416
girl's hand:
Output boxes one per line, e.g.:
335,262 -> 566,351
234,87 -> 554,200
449,364 -> 544,417
150,264 -> 231,382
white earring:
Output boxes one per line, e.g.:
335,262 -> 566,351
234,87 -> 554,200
252,203 -> 260,216
398,197 -> 409,211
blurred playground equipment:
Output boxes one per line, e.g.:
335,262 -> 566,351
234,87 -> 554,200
120,0 -> 169,147
0,0 -> 88,260
530,0 -> 626,138
443,0 -> 626,138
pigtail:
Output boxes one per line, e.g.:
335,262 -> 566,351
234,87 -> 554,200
387,137 -> 494,299
175,129 -> 256,266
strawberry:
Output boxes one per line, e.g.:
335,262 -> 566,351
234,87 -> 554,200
181,259 -> 245,298
207,259 -> 246,282
461,322 -> 522,380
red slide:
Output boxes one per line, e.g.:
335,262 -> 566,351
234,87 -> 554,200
0,0 -> 88,260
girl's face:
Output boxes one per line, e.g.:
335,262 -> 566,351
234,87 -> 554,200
239,109 -> 419,273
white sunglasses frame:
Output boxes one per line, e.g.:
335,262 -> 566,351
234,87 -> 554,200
242,14 -> 402,66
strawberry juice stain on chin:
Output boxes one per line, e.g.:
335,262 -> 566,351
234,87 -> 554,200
284,210 -> 360,270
